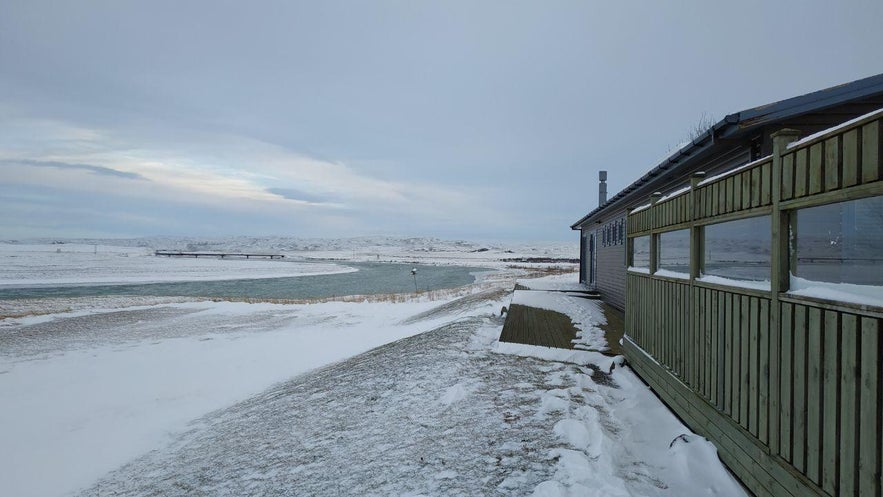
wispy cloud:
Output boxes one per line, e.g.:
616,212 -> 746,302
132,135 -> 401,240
265,187 -> 343,206
6,159 -> 146,180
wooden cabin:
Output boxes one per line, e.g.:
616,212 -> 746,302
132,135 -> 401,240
571,74 -> 883,497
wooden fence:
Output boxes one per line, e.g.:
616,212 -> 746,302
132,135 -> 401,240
625,110 -> 883,497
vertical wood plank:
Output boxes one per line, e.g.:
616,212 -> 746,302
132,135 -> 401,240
740,295 -> 750,429
822,311 -> 840,495
795,148 -> 808,198
760,162 -> 772,205
741,170 -> 751,209
782,153 -> 795,200
759,299 -> 770,445
858,317 -> 880,497
717,291 -> 726,411
769,294 -> 780,453
724,292 -> 733,416
749,297 -> 760,436
750,167 -> 760,208
733,174 -> 743,212
843,128 -> 860,187
806,307 -> 823,484
693,286 -> 701,393
725,177 -> 734,213
711,289 -> 719,407
824,136 -> 841,192
861,121 -> 880,183
840,313 -> 858,497
781,302 -> 793,461
809,143 -> 824,194
793,304 -> 807,472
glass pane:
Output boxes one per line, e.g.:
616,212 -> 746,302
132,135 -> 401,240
631,236 -> 650,268
704,216 -> 771,282
795,196 -> 883,286
658,229 -> 690,274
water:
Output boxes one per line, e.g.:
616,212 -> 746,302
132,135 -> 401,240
0,262 -> 488,300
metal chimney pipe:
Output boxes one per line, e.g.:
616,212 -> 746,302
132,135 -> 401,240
599,170 -> 608,206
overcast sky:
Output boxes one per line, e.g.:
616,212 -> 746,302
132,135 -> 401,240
1,1 -> 881,241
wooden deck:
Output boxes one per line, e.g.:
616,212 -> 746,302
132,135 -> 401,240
499,303 -> 578,349
498,290 -> 624,355
154,251 -> 285,259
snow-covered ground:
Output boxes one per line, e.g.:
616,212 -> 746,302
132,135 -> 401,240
1,236 -> 577,272
0,242 -> 355,286
0,237 -> 745,497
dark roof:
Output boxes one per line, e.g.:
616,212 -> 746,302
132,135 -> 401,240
571,72 -> 883,229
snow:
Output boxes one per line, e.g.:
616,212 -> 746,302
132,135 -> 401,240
787,107 -> 883,149
654,268 -> 690,280
697,274 -> 771,291
0,298 -> 452,497
658,185 -> 691,203
697,154 -> 772,187
516,272 -> 589,292
0,238 -> 745,497
630,202 -> 652,214
509,289 -> 610,352
628,266 -> 651,274
0,236 -> 579,273
496,342 -> 746,496
789,275 -> 883,307
0,243 -> 355,286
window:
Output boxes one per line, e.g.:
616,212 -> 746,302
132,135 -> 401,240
631,235 -> 650,269
658,229 -> 690,275
793,196 -> 883,287
703,216 -> 771,283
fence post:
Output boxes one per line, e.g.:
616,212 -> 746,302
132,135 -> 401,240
690,172 -> 706,280
649,192 -> 662,274
771,129 -> 801,294
769,128 -> 800,456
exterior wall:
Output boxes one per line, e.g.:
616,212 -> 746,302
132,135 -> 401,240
595,236 -> 626,310
580,209 -> 628,309
624,113 -> 883,497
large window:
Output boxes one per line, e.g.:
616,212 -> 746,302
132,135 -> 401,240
703,216 -> 771,283
657,229 -> 690,275
793,196 -> 883,287
631,235 -> 650,269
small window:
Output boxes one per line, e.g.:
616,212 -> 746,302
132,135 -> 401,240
631,235 -> 651,269
703,216 -> 771,284
793,196 -> 883,289
658,229 -> 690,275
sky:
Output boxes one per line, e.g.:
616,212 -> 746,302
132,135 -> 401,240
1,1 -> 882,241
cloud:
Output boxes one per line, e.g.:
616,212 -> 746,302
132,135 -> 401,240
6,159 -> 146,180
0,112 -> 507,238
265,187 -> 343,206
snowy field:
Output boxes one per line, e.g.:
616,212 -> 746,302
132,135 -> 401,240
0,242 -> 355,287
0,238 -> 746,496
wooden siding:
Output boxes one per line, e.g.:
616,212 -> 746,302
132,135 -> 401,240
596,243 -> 626,310
625,111 -> 883,497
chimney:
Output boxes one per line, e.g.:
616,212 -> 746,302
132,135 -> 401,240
598,170 -> 608,206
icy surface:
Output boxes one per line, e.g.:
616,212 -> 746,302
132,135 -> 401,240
698,274 -> 771,291
654,269 -> 690,280
789,275 -> 883,307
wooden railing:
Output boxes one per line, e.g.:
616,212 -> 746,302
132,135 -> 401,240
625,109 -> 883,497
